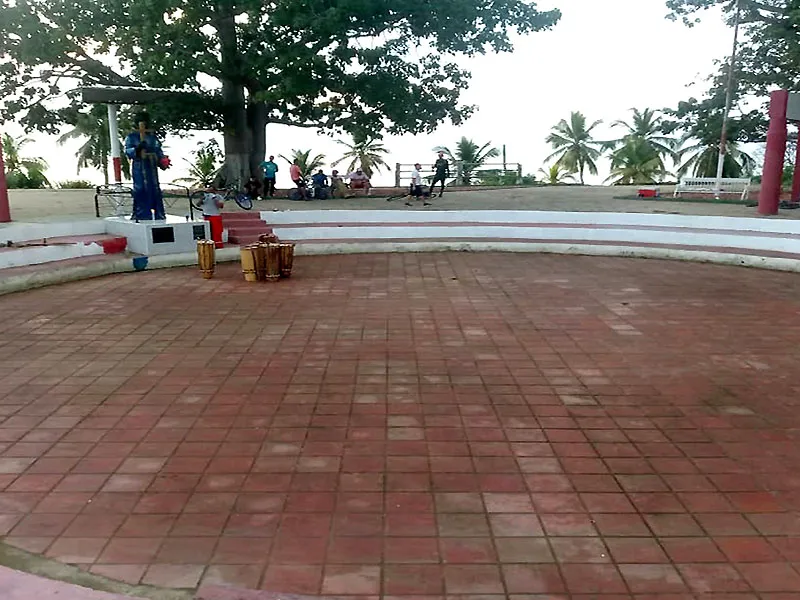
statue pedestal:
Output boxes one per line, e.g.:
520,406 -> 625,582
105,215 -> 210,256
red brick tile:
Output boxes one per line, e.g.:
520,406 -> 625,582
89,564 -> 146,585
271,535 -> 327,564
97,537 -> 163,564
737,563 -> 800,591
697,513 -> 758,536
716,536 -> 781,562
439,537 -> 498,563
201,564 -> 264,589
605,537 -> 669,563
171,513 -> 228,537
322,565 -> 381,595
327,536 -> 382,564
581,492 -> 636,513
45,536 -> 107,564
212,537 -> 271,564
562,563 -> 628,593
62,514 -> 124,538
619,563 -> 687,593
661,537 -> 726,563
11,513 -> 74,537
540,513 -> 598,536
224,513 -> 281,537
156,537 -> 216,564
443,564 -> 504,594
678,563 -> 751,593
645,514 -> 704,537
261,564 -> 322,595
142,564 -> 204,588
502,563 -> 566,594
385,537 -> 439,563
383,564 -> 444,595
489,513 -> 543,537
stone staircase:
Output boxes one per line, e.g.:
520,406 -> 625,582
221,212 -> 273,245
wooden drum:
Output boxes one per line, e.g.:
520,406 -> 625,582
264,243 -> 281,282
279,243 -> 296,278
196,240 -> 216,280
253,243 -> 267,281
240,246 -> 258,282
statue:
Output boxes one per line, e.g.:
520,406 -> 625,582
124,112 -> 171,221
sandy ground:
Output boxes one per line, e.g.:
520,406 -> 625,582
5,184 -> 798,223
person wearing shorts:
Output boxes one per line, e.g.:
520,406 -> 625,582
431,151 -> 450,197
405,163 -> 430,206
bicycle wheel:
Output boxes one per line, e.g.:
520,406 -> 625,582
189,191 -> 205,212
234,192 -> 253,210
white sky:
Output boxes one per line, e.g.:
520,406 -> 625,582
7,0 -> 735,187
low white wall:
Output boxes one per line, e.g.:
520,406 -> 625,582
0,220 -> 105,243
0,242 -> 105,270
263,210 -> 800,258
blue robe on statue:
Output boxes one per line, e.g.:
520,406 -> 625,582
125,131 -> 166,221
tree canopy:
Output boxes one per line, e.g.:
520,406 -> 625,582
0,0 -> 560,183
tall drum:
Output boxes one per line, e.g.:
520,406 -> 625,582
196,240 -> 216,280
264,243 -> 281,282
240,246 -> 258,282
252,243 -> 267,281
279,243 -> 296,278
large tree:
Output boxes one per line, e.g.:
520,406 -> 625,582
0,0 -> 560,185
545,111 -> 604,184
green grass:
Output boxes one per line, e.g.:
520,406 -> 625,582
612,194 -> 751,206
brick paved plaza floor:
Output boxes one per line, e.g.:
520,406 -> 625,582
2,253 -> 800,598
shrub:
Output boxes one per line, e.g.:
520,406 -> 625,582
58,180 -> 95,189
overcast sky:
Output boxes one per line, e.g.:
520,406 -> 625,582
8,0 -> 735,187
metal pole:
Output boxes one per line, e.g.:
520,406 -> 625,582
714,0 -> 742,198
107,104 -> 122,184
502,145 -> 507,174
0,136 -> 10,223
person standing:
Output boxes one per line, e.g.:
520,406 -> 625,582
405,163 -> 430,206
289,160 -> 307,199
199,190 -> 225,248
431,150 -> 450,198
260,155 -> 279,197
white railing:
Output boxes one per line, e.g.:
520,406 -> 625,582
674,177 -> 751,201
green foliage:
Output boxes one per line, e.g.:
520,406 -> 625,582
606,108 -> 677,171
58,179 -> 94,189
333,135 -> 389,178
479,170 -> 524,186
0,0 -> 560,182
279,149 -> 326,176
545,112 -> 603,184
434,137 -> 500,185
175,140 -> 223,188
537,163 -> 576,185
606,137 -> 670,185
2,133 -> 49,188
57,105 -> 129,184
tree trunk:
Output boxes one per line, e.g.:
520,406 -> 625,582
247,102 -> 268,177
215,2 -> 251,187
102,156 -> 109,185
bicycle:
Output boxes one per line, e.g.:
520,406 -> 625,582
190,184 -> 253,213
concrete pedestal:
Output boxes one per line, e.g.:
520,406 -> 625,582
105,215 -> 209,256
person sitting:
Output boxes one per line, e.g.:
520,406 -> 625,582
244,176 -> 261,200
347,168 -> 371,196
330,170 -> 348,198
310,169 -> 330,199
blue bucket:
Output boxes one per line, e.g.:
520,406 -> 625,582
132,256 -> 149,271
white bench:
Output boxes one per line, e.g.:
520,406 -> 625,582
674,177 -> 751,201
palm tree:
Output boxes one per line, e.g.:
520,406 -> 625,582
176,140 -> 222,187
605,108 -> 677,175
434,137 -> 500,185
605,138 -> 670,185
57,106 -> 129,184
279,149 -> 325,177
676,136 -> 756,178
537,163 -> 576,185
333,135 -> 388,178
2,133 -> 50,188
545,112 -> 603,184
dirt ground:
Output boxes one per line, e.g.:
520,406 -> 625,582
5,184 -> 798,223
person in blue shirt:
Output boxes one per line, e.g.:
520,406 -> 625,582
310,169 -> 329,199
260,155 -> 279,198
124,112 -> 170,221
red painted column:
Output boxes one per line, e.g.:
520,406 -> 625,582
792,125 -> 800,203
759,89 -> 789,215
0,136 -> 10,223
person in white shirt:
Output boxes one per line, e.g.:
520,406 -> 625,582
200,191 -> 225,247
347,169 -> 371,196
405,163 -> 431,206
